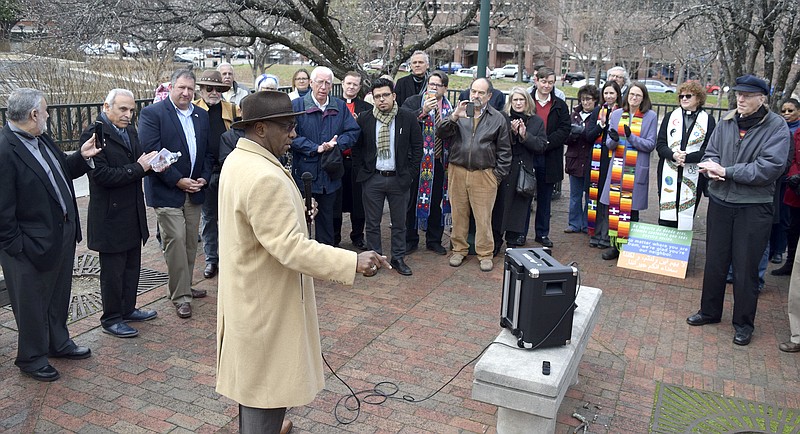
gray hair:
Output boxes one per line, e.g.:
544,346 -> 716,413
310,66 -> 333,82
217,62 -> 233,72
170,69 -> 196,86
607,66 -> 630,85
410,50 -> 429,65
7,88 -> 45,122
104,89 -> 135,107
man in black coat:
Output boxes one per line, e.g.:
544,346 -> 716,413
0,88 -> 101,382
530,67 -> 571,248
352,78 -> 423,275
394,51 -> 429,106
335,71 -> 373,249
84,89 -> 159,338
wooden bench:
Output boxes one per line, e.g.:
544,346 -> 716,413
472,285 -> 602,433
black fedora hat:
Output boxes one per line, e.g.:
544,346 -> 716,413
231,91 -> 305,128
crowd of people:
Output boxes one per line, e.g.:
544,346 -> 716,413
2,52 -> 800,433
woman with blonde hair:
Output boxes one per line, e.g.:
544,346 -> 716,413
492,87 -> 548,253
288,68 -> 310,100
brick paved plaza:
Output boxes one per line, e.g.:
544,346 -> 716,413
2,172 -> 799,433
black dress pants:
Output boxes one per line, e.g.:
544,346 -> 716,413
99,245 -> 142,328
700,201 -> 772,333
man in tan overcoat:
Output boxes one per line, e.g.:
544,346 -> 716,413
216,91 -> 389,434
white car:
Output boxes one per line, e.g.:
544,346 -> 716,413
362,59 -> 384,70
641,79 -> 676,93
571,77 -> 606,88
455,68 -> 474,78
492,64 -> 523,80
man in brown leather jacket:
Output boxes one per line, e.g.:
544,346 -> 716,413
437,77 -> 512,272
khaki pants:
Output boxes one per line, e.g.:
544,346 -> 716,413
155,195 -> 202,305
789,253 -> 800,343
448,164 -> 498,261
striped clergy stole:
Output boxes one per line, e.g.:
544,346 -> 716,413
586,128 -> 608,236
608,111 -> 643,243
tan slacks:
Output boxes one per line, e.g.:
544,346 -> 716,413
789,254 -> 800,343
448,164 -> 498,261
155,195 -> 202,305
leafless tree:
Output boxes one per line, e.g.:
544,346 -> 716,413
38,0 -> 481,80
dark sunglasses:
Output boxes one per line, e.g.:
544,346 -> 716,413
782,109 -> 796,113
204,85 -> 227,93
678,94 -> 694,100
269,120 -> 297,132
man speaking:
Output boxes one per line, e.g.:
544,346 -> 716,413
216,91 -> 389,433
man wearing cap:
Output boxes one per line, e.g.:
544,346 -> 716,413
193,70 -> 238,280
140,69 -> 214,319
216,90 -> 389,434
291,66 -> 360,246
687,74 -> 792,346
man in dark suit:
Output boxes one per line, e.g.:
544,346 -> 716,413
0,87 -> 101,381
394,51 -> 429,106
352,77 -> 423,275
335,71 -> 372,250
139,69 -> 214,319
84,89 -> 159,338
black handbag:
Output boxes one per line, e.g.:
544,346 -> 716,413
516,161 -> 536,198
320,146 -> 344,180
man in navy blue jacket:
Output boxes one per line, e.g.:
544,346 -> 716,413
291,66 -> 360,245
139,69 -> 214,319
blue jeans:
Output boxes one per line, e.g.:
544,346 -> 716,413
568,175 -> 589,232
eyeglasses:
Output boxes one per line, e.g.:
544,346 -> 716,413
313,79 -> 333,88
629,94 -> 644,99
269,120 -> 297,132
295,77 -> 309,82
736,92 -> 761,99
678,94 -> 694,100
782,109 -> 796,113
373,92 -> 393,101
427,83 -> 443,88
204,85 -> 226,93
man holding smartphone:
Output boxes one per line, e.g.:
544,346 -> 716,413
437,78 -> 512,272
84,89 -> 159,338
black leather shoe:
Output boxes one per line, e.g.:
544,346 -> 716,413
22,364 -> 60,382
426,243 -> 447,255
352,239 -> 368,251
123,308 -> 158,322
204,263 -> 218,278
733,330 -> 752,346
493,243 -> 504,257
535,236 -> 553,248
513,235 -> 527,246
390,258 -> 413,276
686,313 -> 721,326
770,253 -> 783,264
771,263 -> 793,276
405,243 -> 419,255
602,247 -> 619,260
51,346 -> 92,360
102,322 -> 139,338
191,288 -> 207,298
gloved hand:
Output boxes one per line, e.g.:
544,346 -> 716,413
624,125 -> 632,138
607,128 -> 619,142
788,174 -> 800,191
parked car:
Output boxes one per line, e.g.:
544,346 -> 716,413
80,44 -> 103,56
571,75 -> 606,88
641,79 -> 676,93
455,68 -> 474,78
706,84 -> 721,95
363,59 -> 384,70
436,62 -> 463,74
492,64 -> 524,80
175,50 -> 204,62
122,43 -> 140,56
563,71 -> 586,84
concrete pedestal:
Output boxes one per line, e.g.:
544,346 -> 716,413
472,285 -> 602,434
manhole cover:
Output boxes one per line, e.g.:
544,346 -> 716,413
651,382 -> 800,433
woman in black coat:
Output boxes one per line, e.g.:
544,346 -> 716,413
564,85 -> 602,234
497,87 -> 548,248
